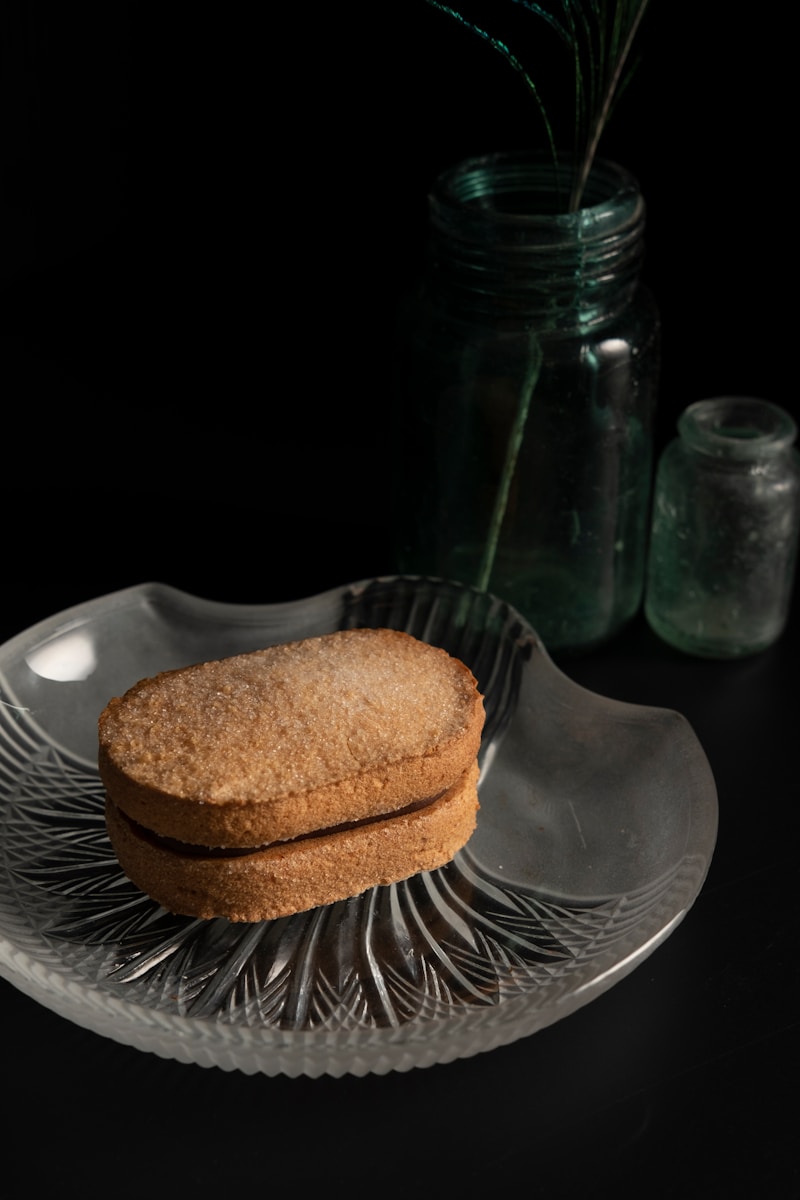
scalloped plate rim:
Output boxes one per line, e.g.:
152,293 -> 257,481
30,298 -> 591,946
0,577 -> 719,1077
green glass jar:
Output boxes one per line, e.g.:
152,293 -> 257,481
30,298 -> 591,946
393,151 -> 660,654
645,397 -> 800,657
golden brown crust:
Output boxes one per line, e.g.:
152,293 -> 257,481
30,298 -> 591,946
104,763 -> 480,922
98,628 -> 484,848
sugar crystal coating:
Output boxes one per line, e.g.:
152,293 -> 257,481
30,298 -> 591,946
101,628 -> 482,806
99,627 -> 485,920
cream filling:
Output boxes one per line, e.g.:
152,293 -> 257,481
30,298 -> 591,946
114,789 -> 448,860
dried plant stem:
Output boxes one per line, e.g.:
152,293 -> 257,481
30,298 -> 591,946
477,337 -> 543,591
424,1 -> 558,166
569,0 -> 650,210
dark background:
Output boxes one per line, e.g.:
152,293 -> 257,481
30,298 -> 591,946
2,3 -> 793,620
2,6 -> 797,1196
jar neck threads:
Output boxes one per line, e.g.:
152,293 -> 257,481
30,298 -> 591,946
427,151 -> 646,329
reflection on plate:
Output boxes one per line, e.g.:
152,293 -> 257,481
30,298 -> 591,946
0,577 -> 717,1077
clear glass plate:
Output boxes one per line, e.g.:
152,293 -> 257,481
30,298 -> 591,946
0,577 -> 717,1077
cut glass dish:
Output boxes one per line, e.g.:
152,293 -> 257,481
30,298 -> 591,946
0,577 -> 718,1076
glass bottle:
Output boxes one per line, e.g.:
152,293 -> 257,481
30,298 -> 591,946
392,150 -> 660,654
645,397 -> 800,657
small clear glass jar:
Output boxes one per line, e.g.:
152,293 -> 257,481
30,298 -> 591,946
645,397 -> 800,657
392,150 -> 659,655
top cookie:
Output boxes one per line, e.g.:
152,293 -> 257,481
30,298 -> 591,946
98,628 -> 485,849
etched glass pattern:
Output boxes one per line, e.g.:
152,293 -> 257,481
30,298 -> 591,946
0,578 -> 717,1076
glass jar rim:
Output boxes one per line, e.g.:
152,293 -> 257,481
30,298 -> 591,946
430,150 -> 643,239
678,397 -> 797,459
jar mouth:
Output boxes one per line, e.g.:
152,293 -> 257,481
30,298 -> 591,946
679,398 -> 797,459
432,150 -> 643,237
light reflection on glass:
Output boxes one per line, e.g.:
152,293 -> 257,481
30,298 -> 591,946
26,630 -> 97,681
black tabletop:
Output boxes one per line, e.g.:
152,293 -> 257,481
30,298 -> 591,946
3,6 -> 797,1196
